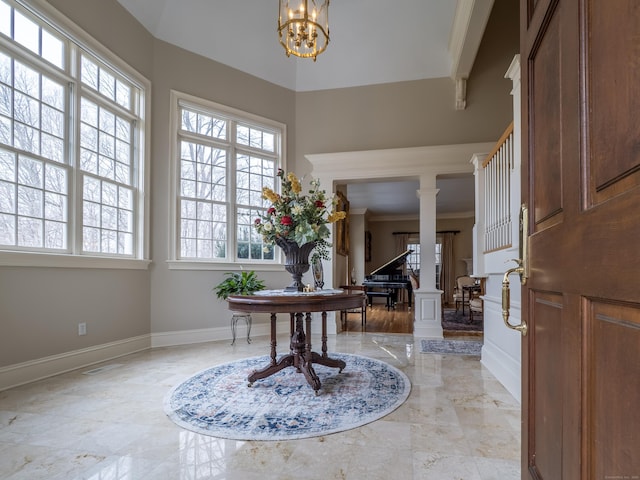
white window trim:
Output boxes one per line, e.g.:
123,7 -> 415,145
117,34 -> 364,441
167,90 -> 286,270
0,0 -> 151,269
0,250 -> 151,269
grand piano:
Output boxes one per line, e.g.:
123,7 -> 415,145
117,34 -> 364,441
363,249 -> 413,310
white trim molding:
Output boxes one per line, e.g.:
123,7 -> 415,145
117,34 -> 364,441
449,0 -> 495,109
0,321 -> 290,391
150,320 -> 290,348
481,339 -> 521,403
307,142 -> 495,180
0,252 -> 152,269
0,335 -> 151,391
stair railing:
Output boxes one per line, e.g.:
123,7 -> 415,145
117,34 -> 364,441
482,122 -> 514,253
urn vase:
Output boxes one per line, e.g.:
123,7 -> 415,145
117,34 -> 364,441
275,238 -> 316,292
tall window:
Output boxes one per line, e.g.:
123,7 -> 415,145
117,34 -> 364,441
407,236 -> 421,273
0,0 -> 147,262
435,240 -> 442,289
407,239 -> 442,289
172,92 -> 284,264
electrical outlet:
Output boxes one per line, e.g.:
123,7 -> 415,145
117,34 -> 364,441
78,322 -> 87,336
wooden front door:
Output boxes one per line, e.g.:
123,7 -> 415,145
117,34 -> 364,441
520,0 -> 640,479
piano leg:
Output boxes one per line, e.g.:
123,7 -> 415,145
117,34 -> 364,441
391,288 -> 399,309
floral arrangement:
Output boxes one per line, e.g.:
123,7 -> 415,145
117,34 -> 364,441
254,169 -> 346,260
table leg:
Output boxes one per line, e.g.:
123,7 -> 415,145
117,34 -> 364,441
311,311 -> 346,373
299,312 -> 321,392
289,313 -> 295,340
462,289 -> 467,315
230,315 -> 238,346
362,297 -> 367,327
269,312 -> 277,365
247,309 -> 345,392
248,313 -> 294,386
321,311 -> 328,357
289,312 -> 305,370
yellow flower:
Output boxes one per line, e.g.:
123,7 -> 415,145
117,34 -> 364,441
254,169 -> 343,261
327,211 -> 347,223
287,172 -> 302,194
262,187 -> 279,203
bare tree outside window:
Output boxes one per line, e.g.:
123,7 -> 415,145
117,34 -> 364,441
0,2 -> 146,259
174,99 -> 282,262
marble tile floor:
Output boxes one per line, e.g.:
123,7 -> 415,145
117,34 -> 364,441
0,333 -> 521,480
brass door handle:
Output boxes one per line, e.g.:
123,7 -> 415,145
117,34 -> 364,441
501,204 -> 530,336
502,261 -> 528,336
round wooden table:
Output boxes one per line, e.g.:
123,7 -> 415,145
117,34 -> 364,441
227,289 -> 366,393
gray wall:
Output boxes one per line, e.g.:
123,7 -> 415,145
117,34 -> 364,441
0,0 -> 155,368
0,0 -> 518,367
148,40 -> 297,334
295,0 -> 519,172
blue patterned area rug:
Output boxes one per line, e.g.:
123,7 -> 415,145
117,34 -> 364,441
164,353 -> 411,441
420,339 -> 483,356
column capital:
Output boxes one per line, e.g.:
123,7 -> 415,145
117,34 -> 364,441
416,187 -> 439,199
470,153 -> 487,173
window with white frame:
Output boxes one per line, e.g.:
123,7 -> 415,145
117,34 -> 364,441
172,92 -> 284,263
408,238 -> 443,288
407,240 -> 421,274
435,239 -> 442,289
0,0 -> 147,261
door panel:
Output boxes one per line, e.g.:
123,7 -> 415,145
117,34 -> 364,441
521,0 -> 640,478
587,301 -> 640,479
529,293 -> 563,479
587,1 -> 640,201
530,6 -> 563,227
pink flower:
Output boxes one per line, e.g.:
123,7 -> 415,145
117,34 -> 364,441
267,207 -> 276,215
315,200 -> 324,208
280,216 -> 293,226
254,218 -> 261,224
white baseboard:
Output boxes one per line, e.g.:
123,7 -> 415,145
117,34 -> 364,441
481,340 -> 521,404
1,319 -> 315,391
413,324 -> 444,339
150,319 -> 290,348
0,334 -> 151,391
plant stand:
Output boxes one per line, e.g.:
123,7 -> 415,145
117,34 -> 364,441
230,313 -> 252,345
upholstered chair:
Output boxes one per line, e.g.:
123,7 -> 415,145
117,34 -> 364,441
469,296 -> 483,322
453,275 -> 476,312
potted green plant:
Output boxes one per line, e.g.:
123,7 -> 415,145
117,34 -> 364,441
214,271 -> 266,345
214,271 -> 266,300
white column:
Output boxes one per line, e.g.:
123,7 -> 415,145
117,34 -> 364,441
414,175 -> 443,338
471,153 -> 486,277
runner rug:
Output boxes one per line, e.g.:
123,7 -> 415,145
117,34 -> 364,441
164,353 -> 411,441
420,339 -> 483,356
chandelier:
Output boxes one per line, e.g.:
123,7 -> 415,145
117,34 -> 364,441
278,0 -> 330,61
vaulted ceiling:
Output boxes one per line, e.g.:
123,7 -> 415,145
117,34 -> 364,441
115,0 -> 496,216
